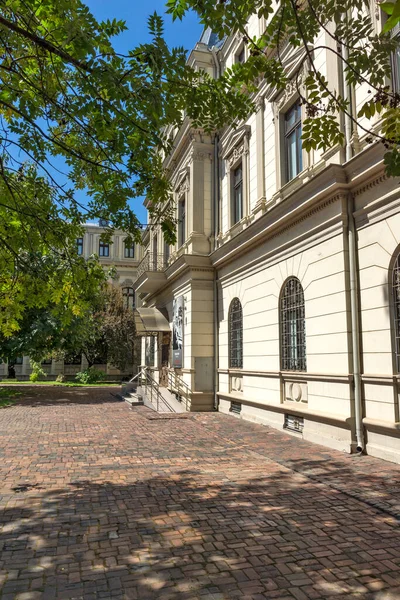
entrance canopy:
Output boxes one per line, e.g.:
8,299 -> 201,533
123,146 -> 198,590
134,308 -> 170,337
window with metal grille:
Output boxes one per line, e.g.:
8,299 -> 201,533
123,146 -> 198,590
77,237 -> 83,255
232,164 -> 243,225
123,287 -> 135,309
230,401 -> 242,414
392,251 -> 400,371
99,240 -> 109,257
285,100 -> 302,182
280,277 -> 307,371
284,414 -> 304,433
229,298 -> 243,369
124,240 -> 135,258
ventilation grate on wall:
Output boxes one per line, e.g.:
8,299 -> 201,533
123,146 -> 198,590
284,413 -> 304,433
230,401 -> 242,415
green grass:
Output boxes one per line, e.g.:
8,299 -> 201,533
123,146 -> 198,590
0,381 -> 120,387
0,387 -> 21,407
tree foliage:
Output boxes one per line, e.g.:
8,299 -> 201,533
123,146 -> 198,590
0,284 -> 139,374
167,0 -> 400,174
0,0 -> 252,241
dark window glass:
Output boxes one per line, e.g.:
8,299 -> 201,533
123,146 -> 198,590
392,36 -> 400,92
237,47 -> 245,64
164,240 -> 170,267
41,359 -> 52,365
122,287 -> 135,309
233,164 -> 243,225
392,251 -> 400,371
229,298 -> 243,369
178,199 -> 186,247
285,101 -> 302,182
280,277 -> 307,371
99,241 -> 109,257
77,238 -> 83,255
124,241 -> 135,258
14,357 -> 23,365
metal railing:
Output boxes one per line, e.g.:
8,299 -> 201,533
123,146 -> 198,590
136,253 -> 166,279
129,367 -> 175,412
168,371 -> 191,412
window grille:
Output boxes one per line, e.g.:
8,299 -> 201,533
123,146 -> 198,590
229,298 -> 243,369
77,237 -> 83,255
280,278 -> 307,371
99,241 -> 109,257
124,240 -> 135,258
392,251 -> 400,371
285,100 -> 302,182
230,401 -> 242,414
284,414 -> 304,433
123,287 -> 135,309
233,164 -> 243,225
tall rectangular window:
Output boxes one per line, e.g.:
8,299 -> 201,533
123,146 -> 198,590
99,241 -> 109,257
236,47 -> 245,64
77,238 -> 83,255
285,101 -> 302,182
392,37 -> 400,92
164,239 -> 170,267
124,240 -> 135,258
178,198 -> 186,247
233,164 -> 243,225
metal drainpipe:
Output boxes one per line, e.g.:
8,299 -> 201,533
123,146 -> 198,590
211,46 -> 221,410
343,41 -> 364,452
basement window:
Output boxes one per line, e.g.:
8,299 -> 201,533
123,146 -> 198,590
284,414 -> 304,433
230,401 -> 242,415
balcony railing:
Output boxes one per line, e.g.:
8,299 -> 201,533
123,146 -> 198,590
136,253 -> 165,279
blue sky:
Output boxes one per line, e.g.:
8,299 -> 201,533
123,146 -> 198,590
83,1 -> 203,226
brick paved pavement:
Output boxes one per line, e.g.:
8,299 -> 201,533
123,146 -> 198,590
1,387 -> 400,599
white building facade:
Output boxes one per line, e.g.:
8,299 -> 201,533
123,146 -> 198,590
135,15 -> 400,464
2,221 -> 143,380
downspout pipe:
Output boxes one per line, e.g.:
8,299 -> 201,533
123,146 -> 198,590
211,46 -> 221,410
343,41 -> 364,452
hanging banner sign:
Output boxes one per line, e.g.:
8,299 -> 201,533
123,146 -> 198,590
172,296 -> 184,368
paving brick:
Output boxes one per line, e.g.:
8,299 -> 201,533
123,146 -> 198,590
1,387 -> 400,598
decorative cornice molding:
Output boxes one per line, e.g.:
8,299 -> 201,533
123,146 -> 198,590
353,172 -> 388,197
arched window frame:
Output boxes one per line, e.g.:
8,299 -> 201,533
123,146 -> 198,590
228,298 -> 243,369
280,277 -> 307,372
390,248 -> 400,372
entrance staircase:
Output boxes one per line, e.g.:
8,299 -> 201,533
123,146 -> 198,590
122,368 -> 191,413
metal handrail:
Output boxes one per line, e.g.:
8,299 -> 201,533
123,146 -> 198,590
136,253 -> 165,279
134,367 -> 176,412
168,371 -> 191,411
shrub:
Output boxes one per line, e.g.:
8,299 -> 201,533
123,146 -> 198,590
56,374 -> 65,383
75,367 -> 106,385
29,361 -> 47,383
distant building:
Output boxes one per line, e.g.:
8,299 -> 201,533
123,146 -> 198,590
2,221 -> 143,381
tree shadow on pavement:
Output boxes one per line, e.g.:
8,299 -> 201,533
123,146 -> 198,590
1,465 -> 400,600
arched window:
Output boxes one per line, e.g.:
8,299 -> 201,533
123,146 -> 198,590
391,251 -> 400,372
122,287 -> 135,309
280,277 -> 306,371
229,298 -> 243,369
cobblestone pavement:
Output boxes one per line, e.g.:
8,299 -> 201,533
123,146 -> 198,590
1,387 -> 400,600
